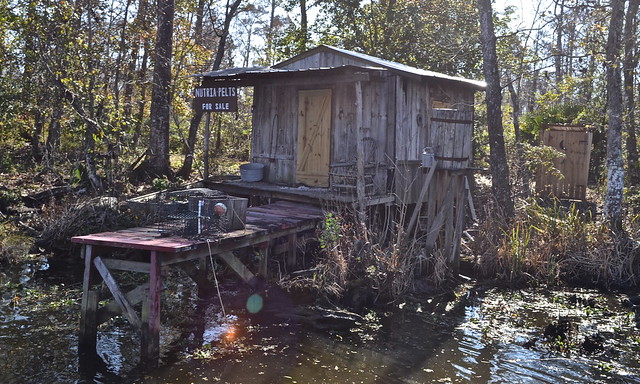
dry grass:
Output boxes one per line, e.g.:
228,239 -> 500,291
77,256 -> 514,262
307,201 -> 451,305
473,196 -> 640,289
36,195 -> 147,252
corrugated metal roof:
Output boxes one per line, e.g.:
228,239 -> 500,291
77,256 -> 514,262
194,66 -> 269,77
195,45 -> 485,89
300,45 -> 486,88
193,65 -> 380,78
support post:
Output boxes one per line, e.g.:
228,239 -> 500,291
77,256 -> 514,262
287,233 -> 297,268
79,245 -> 99,359
406,161 -> 438,237
203,112 -> 211,179
94,256 -> 142,329
141,250 -> 162,369
355,81 -> 366,224
258,244 -> 270,277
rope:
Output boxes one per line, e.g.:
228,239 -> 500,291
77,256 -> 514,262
207,239 -> 226,317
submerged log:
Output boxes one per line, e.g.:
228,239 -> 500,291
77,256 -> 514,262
274,306 -> 364,331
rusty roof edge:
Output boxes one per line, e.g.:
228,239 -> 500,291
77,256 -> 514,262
192,65 -> 385,79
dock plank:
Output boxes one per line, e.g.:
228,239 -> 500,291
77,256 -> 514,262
71,202 -> 323,255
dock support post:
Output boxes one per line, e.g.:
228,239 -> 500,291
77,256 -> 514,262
258,244 -> 270,277
79,245 -> 99,360
141,250 -> 162,369
286,233 -> 297,268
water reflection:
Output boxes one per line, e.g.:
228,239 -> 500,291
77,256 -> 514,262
2,258 -> 640,384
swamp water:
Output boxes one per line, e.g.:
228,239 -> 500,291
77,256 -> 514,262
2,256 -> 640,383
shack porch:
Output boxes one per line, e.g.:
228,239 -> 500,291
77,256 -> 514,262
204,178 -> 395,207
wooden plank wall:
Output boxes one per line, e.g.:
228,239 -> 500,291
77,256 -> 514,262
395,77 -> 430,163
251,84 -> 297,184
394,80 -> 475,204
430,109 -> 473,170
253,75 -> 393,195
535,126 -> 592,200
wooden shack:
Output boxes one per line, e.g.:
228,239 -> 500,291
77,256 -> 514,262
196,45 -> 485,269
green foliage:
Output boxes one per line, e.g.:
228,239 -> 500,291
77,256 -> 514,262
313,0 -> 482,77
520,103 -> 588,144
319,213 -> 341,250
152,176 -> 171,191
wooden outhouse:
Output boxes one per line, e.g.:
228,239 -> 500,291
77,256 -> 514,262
535,125 -> 592,201
196,45 -> 485,267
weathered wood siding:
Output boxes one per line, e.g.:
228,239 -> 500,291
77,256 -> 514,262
253,53 -> 475,204
394,79 -> 475,204
395,77 -> 430,163
251,84 -> 297,184
252,74 -> 394,194
430,109 -> 474,169
330,76 -> 394,195
535,126 -> 592,200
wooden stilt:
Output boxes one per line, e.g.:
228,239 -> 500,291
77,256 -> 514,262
219,251 -> 255,283
464,176 -> 477,222
444,175 -> 457,259
407,161 -> 438,237
450,176 -> 467,271
141,251 -> 162,369
425,177 -> 454,250
97,283 -> 150,325
287,233 -> 297,268
258,244 -> 270,277
79,245 -> 99,358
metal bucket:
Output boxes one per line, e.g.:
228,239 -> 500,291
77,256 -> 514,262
240,162 -> 265,182
422,147 -> 435,168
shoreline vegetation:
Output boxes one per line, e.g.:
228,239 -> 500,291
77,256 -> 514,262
2,163 -> 639,300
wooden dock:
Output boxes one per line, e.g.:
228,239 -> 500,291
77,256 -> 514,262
72,201 -> 324,368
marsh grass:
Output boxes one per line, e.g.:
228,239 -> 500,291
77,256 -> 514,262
0,221 -> 34,263
474,197 -> 640,289
307,201 -> 451,305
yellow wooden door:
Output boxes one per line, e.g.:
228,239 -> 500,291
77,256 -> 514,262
296,89 -> 332,187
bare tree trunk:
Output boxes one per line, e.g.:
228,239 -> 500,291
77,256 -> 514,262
508,81 -> 530,197
84,3 -> 103,193
266,0 -> 277,64
146,0 -> 175,178
212,0 -> 242,70
477,0 -> 514,218
554,0 -> 565,87
178,0 -> 241,179
604,0 -> 626,231
45,97 -> 63,155
299,0 -> 308,52
124,0 -> 149,138
624,0 -> 639,184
